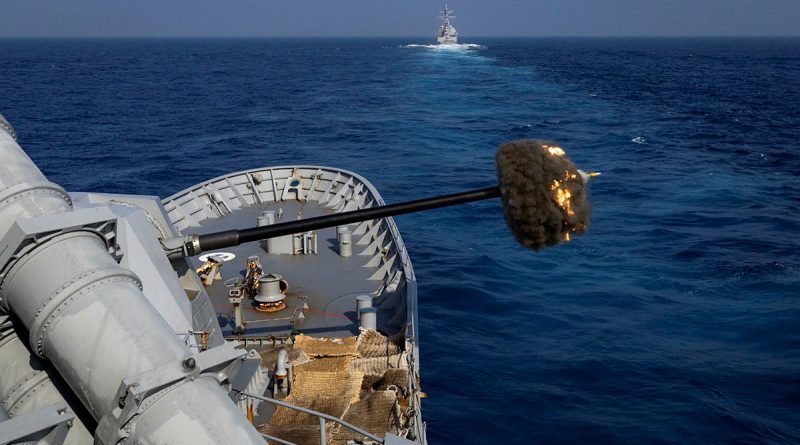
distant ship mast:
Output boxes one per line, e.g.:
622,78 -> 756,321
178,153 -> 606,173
437,4 -> 458,44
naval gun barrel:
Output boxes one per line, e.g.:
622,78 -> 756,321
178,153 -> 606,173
177,139 -> 599,257
183,186 -> 501,256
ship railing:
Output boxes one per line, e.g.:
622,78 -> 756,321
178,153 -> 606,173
235,389 -> 385,445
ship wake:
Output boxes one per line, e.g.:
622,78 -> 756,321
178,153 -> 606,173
402,43 -> 484,51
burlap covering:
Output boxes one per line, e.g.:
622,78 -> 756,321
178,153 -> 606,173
331,391 -> 400,445
295,356 -> 354,373
270,371 -> 363,426
293,334 -> 358,357
360,368 -> 409,398
370,368 -> 409,392
261,332 -> 410,442
349,352 -> 408,375
360,373 -> 384,393
356,330 -> 405,358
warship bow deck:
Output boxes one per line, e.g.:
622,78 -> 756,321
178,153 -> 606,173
162,165 -> 426,444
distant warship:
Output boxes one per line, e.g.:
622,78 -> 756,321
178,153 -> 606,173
437,4 -> 458,45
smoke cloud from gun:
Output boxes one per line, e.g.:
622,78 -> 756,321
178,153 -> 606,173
496,140 -> 594,251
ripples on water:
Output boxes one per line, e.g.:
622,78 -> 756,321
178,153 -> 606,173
1,37 -> 798,444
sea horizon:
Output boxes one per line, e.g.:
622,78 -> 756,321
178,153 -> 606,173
2,35 -> 799,40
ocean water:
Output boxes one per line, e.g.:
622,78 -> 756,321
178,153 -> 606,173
1,37 -> 799,444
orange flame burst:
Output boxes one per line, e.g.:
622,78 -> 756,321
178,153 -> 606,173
544,145 -> 566,157
551,170 -> 581,241
551,175 -> 575,217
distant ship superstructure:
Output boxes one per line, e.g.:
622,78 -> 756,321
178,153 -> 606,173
437,4 -> 458,44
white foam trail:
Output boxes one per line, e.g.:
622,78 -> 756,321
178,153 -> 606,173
402,43 -> 485,51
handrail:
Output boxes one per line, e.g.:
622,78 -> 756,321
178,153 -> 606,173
235,389 -> 384,445
259,432 -> 295,445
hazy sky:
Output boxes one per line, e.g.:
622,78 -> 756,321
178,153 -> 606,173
1,0 -> 798,38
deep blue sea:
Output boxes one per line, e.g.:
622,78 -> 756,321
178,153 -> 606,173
1,37 -> 799,444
